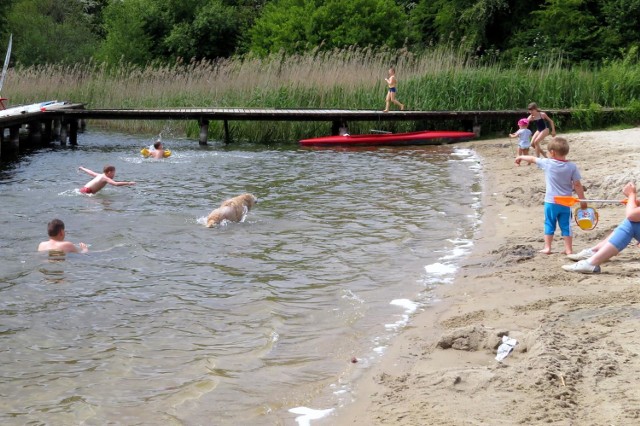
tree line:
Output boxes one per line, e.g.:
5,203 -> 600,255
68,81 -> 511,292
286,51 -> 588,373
1,0 -> 639,67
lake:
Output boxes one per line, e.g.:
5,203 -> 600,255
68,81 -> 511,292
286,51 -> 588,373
0,130 -> 482,425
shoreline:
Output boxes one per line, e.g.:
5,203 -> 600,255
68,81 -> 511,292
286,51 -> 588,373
332,128 -> 640,425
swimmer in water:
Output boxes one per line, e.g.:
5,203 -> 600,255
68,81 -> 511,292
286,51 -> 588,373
38,218 -> 88,254
78,165 -> 135,194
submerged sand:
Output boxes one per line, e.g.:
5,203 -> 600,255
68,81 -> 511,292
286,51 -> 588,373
335,128 -> 640,425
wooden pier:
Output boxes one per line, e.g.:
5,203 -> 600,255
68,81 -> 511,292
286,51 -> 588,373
0,104 -> 618,159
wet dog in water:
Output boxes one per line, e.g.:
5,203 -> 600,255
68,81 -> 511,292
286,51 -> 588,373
206,193 -> 257,227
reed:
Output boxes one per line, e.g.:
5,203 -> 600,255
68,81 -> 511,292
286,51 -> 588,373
3,47 -> 640,141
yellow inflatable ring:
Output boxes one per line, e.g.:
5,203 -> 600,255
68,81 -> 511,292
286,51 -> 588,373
141,148 -> 171,158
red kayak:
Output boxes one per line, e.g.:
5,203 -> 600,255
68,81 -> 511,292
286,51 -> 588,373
299,130 -> 475,147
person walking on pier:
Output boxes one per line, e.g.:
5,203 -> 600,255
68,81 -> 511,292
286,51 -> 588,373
383,67 -> 405,112
78,165 -> 135,194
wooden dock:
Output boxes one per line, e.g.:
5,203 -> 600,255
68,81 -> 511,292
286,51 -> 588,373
0,104 -> 619,159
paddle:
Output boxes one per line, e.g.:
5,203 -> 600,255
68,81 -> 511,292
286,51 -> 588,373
370,129 -> 392,134
554,195 -> 628,207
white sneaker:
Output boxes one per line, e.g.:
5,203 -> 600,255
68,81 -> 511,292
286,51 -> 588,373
562,260 -> 601,274
566,248 -> 595,261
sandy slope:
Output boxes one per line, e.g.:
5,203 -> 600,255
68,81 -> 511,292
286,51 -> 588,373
333,128 -> 640,425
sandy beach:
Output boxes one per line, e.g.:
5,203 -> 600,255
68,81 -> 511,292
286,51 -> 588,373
335,128 -> 640,425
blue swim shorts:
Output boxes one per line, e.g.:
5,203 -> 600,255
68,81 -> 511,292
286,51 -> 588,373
544,202 -> 572,236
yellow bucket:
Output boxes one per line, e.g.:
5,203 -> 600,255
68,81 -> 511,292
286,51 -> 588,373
574,207 -> 598,231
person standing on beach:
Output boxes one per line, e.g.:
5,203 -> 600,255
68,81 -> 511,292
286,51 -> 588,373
383,67 -> 405,112
563,182 -> 640,274
38,219 -> 88,254
515,136 -> 587,255
78,165 -> 135,194
527,102 -> 555,158
510,118 -> 532,158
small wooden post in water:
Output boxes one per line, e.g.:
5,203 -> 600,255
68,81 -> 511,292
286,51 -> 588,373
8,125 -> 20,153
43,120 -> 53,145
53,119 -> 61,141
199,119 -> 209,145
223,120 -> 230,144
69,119 -> 78,145
331,120 -> 341,136
60,121 -> 68,145
28,121 -> 42,146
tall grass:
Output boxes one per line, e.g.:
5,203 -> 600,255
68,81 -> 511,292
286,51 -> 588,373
3,47 -> 640,141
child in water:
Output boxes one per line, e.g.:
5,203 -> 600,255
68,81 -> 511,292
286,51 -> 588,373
38,219 -> 88,254
149,140 -> 167,159
78,165 -> 135,194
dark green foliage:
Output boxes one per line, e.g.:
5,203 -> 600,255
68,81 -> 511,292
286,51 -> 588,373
4,0 -> 640,67
248,0 -> 408,55
7,0 -> 98,66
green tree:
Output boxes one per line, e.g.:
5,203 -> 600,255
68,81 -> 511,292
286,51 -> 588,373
98,0 -> 243,64
408,0 -> 510,50
248,0 -> 408,55
163,0 -> 242,59
600,0 -> 640,60
248,0 -> 312,55
96,0 -> 154,65
7,0 -> 98,66
308,0 -> 407,49
0,1 -> 15,42
532,0 -> 601,62
505,0 -> 603,65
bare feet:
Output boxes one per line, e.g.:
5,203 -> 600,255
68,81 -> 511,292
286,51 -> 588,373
401,105 -> 405,111
382,109 -> 389,113
539,248 -> 552,254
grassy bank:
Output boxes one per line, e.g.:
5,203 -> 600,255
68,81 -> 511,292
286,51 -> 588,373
4,48 -> 640,141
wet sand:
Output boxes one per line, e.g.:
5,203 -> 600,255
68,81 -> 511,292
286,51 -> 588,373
335,128 -> 640,425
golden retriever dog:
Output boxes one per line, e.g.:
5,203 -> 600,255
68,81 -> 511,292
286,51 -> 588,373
206,193 -> 257,227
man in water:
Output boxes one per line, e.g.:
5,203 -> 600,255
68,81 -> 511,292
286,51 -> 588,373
78,165 -> 135,194
38,219 -> 88,254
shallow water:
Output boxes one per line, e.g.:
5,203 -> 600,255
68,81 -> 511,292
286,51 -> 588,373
0,131 -> 482,425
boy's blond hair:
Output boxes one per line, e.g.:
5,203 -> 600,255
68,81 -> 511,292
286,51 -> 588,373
547,136 -> 569,156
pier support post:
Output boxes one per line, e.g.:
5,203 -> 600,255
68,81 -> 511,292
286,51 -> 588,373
8,125 -> 20,153
331,120 -> 340,136
472,118 -> 481,138
53,119 -> 61,141
28,121 -> 42,147
79,119 -> 86,133
69,120 -> 78,146
223,120 -> 230,144
60,121 -> 68,145
43,120 -> 53,145
199,119 -> 209,145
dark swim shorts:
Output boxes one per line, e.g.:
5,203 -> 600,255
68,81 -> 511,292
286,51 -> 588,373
79,187 -> 94,194
388,87 -> 397,93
